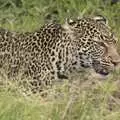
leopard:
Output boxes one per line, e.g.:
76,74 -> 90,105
0,16 -> 120,93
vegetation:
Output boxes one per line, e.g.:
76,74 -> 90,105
0,0 -> 120,120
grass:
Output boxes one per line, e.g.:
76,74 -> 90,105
0,0 -> 120,120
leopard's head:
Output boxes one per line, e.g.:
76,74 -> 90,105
63,16 -> 120,75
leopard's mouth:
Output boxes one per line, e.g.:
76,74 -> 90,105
94,64 -> 114,76
96,68 -> 109,76
92,60 -> 114,76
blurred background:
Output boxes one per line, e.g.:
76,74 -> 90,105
0,0 -> 119,33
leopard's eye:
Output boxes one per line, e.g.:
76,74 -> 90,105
110,33 -> 115,40
111,33 -> 114,38
110,33 -> 117,44
98,41 -> 106,47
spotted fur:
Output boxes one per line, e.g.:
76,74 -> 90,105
0,16 -> 120,92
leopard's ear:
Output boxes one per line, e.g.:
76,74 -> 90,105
93,15 -> 108,25
66,18 -> 75,25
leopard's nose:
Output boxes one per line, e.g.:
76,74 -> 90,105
107,44 -> 120,66
111,59 -> 120,66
